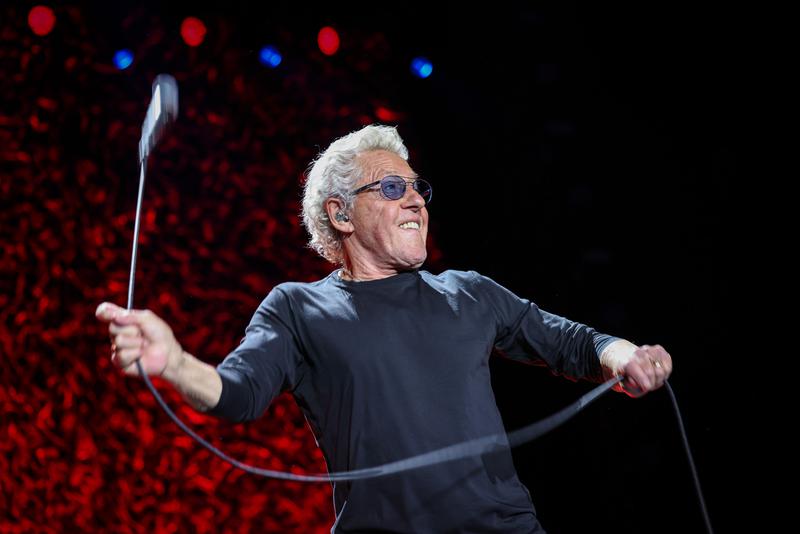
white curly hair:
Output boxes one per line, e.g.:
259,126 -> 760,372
301,124 -> 409,264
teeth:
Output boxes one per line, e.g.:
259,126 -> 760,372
399,222 -> 420,230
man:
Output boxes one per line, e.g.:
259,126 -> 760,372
96,124 -> 673,533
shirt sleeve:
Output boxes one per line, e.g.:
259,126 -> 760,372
471,271 -> 619,383
206,286 -> 305,422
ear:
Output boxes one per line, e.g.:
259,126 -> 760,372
325,197 -> 354,234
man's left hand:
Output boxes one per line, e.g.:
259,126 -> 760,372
618,344 -> 673,397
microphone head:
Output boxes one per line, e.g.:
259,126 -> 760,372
139,74 -> 179,161
152,74 -> 179,122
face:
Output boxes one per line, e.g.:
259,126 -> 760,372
344,150 -> 429,273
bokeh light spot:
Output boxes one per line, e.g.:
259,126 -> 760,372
113,49 -> 134,70
181,17 -> 207,47
411,57 -> 433,79
259,46 -> 282,68
28,5 -> 56,36
318,27 -> 340,56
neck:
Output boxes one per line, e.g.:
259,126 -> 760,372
339,259 -> 409,282
338,266 -> 390,282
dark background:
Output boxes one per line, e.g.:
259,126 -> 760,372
2,1 -> 763,532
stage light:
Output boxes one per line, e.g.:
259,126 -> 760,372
113,49 -> 134,70
28,5 -> 56,36
318,26 -> 340,56
180,17 -> 206,47
259,46 -> 282,68
411,57 -> 433,79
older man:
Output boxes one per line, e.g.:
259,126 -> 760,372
96,124 -> 672,533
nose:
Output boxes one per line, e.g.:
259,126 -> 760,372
402,183 -> 426,209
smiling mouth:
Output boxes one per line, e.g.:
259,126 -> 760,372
398,222 -> 420,230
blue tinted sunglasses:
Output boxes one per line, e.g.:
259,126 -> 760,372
351,175 -> 432,205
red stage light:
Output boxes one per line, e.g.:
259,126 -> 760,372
180,17 -> 207,47
28,6 -> 56,36
318,26 -> 340,56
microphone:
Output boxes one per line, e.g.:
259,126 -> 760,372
138,74 -> 179,162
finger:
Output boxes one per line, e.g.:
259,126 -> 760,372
645,359 -> 658,389
121,361 -> 141,377
114,334 -> 143,351
647,345 -> 672,387
630,361 -> 654,392
114,346 -> 142,369
96,302 -> 125,322
654,345 -> 673,377
652,365 -> 667,388
112,309 -> 161,338
652,359 -> 672,388
644,347 -> 664,388
109,323 -> 141,337
620,362 -> 648,396
633,357 -> 655,391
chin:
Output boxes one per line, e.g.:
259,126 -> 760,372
393,242 -> 427,269
408,250 -> 427,268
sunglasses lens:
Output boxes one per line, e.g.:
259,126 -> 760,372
379,176 -> 432,204
414,180 -> 432,204
381,177 -> 406,200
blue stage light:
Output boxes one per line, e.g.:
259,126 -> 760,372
113,49 -> 133,70
259,46 -> 282,68
411,57 -> 433,79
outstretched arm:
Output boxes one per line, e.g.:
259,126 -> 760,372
95,302 -> 223,412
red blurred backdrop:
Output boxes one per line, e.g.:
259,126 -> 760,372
0,4 -> 446,532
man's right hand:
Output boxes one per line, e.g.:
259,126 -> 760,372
95,302 -> 184,382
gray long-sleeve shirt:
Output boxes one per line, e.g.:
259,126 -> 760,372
208,269 -> 618,533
